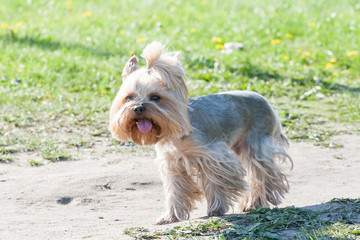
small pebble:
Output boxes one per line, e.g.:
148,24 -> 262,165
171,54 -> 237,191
221,42 -> 244,54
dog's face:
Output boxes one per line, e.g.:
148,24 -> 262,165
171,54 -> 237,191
109,42 -> 192,145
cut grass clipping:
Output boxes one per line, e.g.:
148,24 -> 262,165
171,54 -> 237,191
125,198 -> 360,239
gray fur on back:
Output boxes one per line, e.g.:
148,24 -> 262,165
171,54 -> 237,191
187,91 -> 276,144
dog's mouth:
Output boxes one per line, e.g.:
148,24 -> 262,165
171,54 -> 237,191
135,118 -> 153,133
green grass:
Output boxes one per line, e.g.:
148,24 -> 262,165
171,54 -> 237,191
125,198 -> 360,239
0,154 -> 13,163
28,159 -> 43,166
0,1 -> 359,156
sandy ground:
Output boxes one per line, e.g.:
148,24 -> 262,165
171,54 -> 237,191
0,134 -> 359,240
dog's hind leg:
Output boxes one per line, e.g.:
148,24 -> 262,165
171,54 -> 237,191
233,130 -> 292,212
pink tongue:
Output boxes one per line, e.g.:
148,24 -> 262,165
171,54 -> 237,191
136,119 -> 152,133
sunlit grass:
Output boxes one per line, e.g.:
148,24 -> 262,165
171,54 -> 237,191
0,0 -> 359,162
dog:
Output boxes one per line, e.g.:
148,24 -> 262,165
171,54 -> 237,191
109,42 -> 293,225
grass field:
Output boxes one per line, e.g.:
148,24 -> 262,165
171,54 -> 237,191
1,0 -> 359,238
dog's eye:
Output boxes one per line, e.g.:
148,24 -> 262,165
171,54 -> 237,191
125,95 -> 133,101
150,95 -> 160,101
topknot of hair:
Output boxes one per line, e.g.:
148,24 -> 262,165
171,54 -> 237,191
140,42 -> 186,99
142,41 -> 164,69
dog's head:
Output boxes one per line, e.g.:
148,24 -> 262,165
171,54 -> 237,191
109,42 -> 192,145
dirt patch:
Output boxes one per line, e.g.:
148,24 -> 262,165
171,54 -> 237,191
0,135 -> 359,239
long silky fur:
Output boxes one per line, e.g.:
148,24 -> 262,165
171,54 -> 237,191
234,110 -> 293,211
155,137 -> 247,221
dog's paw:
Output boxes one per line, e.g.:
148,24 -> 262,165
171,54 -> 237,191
239,197 -> 263,212
155,215 -> 179,225
208,209 -> 225,217
239,204 -> 257,212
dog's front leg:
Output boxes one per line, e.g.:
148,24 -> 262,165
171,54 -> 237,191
155,175 -> 187,225
155,160 -> 200,225
198,142 -> 247,217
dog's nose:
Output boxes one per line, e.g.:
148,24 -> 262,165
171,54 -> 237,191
134,105 -> 146,115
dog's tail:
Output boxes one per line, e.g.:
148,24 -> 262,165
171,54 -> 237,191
272,110 -> 293,170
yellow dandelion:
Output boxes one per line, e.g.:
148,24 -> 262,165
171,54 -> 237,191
168,0 -> 173,2
129,50 -> 135,55
212,37 -> 223,43
215,44 -> 224,50
332,72 -> 338,77
1,23 -> 9,29
330,58 -> 337,63
136,37 -> 145,43
347,51 -> 358,56
308,22 -> 316,27
268,12 -> 278,18
201,0 -> 207,5
325,63 -> 334,69
67,0 -> 72,10
271,39 -> 281,44
100,89 -> 107,95
44,93 -> 51,99
297,48 -> 303,54
111,1 -> 116,6
285,33 -> 294,39
119,30 -> 125,35
15,22 -> 23,28
190,28 -> 197,33
283,55 -> 289,61
84,11 -> 93,18
304,51 -> 311,57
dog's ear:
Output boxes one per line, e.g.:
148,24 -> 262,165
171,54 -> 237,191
122,56 -> 139,80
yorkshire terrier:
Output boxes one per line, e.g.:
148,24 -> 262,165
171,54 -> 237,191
109,42 -> 293,225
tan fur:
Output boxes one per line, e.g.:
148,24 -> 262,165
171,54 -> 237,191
109,42 -> 293,225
